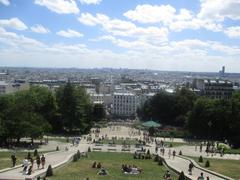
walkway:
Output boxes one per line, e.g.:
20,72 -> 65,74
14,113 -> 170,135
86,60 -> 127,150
0,144 -> 87,180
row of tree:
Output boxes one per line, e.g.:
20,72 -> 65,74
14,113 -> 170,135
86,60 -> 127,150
0,82 -> 105,145
139,88 -> 240,147
138,88 -> 197,126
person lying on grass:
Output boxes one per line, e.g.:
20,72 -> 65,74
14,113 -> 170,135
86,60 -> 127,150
122,164 -> 142,174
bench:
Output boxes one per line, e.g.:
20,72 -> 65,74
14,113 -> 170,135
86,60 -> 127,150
93,148 -> 102,151
107,148 -> 117,151
95,143 -> 103,146
122,149 -> 131,152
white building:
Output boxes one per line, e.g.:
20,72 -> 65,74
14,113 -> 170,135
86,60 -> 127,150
112,92 -> 137,118
89,93 -> 113,107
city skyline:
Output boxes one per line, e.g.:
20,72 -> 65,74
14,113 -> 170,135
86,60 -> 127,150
0,0 -> 240,72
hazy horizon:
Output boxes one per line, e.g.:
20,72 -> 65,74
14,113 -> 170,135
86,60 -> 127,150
0,0 -> 239,72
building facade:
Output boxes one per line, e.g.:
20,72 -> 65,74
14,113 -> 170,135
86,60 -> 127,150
112,92 -> 137,118
193,79 -> 233,99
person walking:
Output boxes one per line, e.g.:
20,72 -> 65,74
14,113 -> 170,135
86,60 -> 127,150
22,157 -> 29,175
41,154 -> 46,169
36,155 -> 41,169
188,162 -> 194,175
197,172 -> 205,180
11,153 -> 17,167
172,150 -> 176,159
168,149 -> 171,159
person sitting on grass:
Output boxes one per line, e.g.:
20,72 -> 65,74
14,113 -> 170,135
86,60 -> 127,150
97,162 -> 102,169
92,161 -> 97,168
163,170 -> 171,180
122,164 -> 142,174
97,167 -> 108,175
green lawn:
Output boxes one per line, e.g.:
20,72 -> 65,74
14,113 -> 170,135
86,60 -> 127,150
187,156 -> 240,179
0,150 -> 52,170
51,152 -> 178,180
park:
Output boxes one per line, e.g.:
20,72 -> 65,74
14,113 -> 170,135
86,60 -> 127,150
0,124 -> 240,180
0,84 -> 240,180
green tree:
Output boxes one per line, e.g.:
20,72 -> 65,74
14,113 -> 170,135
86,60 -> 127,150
56,82 -> 92,134
92,104 -> 106,122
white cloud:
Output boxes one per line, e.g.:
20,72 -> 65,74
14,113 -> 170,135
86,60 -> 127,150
224,26 -> 240,38
0,17 -> 27,30
0,27 -> 240,72
34,0 -> 79,14
78,13 -> 168,42
56,29 -> 83,38
31,24 -> 50,34
0,0 -> 10,6
79,0 -> 101,5
0,27 -> 46,50
198,0 -> 240,21
123,4 -> 223,32
78,13 -> 100,26
124,4 -> 176,25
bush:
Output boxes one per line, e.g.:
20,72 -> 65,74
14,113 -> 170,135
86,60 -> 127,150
27,152 -> 31,159
178,171 -> 185,180
46,165 -> 53,177
34,149 -> 38,157
205,160 -> 210,167
73,154 -> 78,162
88,147 -> 91,152
198,156 -> 203,163
56,146 -> 59,151
217,143 -> 230,151
154,155 -> 159,162
77,150 -> 81,159
158,157 -> 163,166
179,150 -> 182,155
147,149 -> 150,155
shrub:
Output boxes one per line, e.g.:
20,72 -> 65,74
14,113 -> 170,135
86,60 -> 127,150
88,147 -> 91,152
198,156 -> 203,163
217,143 -> 230,151
77,150 -> 81,159
147,149 -> 150,155
179,150 -> 182,155
34,149 -> 38,157
27,152 -> 31,159
158,157 -> 163,166
56,146 -> 59,151
46,165 -> 53,177
205,160 -> 210,167
73,154 -> 78,162
178,171 -> 185,180
154,155 -> 159,162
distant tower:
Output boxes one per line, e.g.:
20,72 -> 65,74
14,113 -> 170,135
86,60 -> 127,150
219,66 -> 225,77
222,66 -> 225,74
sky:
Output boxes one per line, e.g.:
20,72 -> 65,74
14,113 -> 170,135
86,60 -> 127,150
0,0 -> 240,72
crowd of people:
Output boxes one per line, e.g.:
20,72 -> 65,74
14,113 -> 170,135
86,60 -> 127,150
21,154 -> 45,175
91,161 -> 108,176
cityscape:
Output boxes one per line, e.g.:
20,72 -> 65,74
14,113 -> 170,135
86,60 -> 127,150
0,0 -> 240,180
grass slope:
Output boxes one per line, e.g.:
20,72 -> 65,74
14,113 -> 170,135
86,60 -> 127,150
187,156 -> 240,179
52,152 -> 178,180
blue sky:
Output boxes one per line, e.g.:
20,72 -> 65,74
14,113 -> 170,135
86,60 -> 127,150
0,0 -> 239,72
